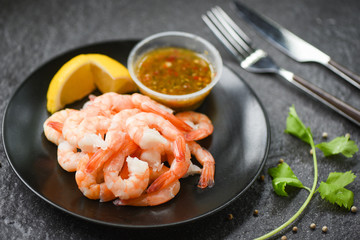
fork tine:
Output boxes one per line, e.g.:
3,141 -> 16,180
204,13 -> 250,60
209,7 -> 253,56
202,14 -> 244,60
206,10 -> 251,58
213,6 -> 254,49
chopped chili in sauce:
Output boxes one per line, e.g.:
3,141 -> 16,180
135,47 -> 213,95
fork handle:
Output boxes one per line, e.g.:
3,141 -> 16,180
326,60 -> 360,89
278,69 -> 360,126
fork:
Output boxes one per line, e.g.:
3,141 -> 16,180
202,6 -> 360,126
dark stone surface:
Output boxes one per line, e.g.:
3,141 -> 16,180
1,0 -> 359,239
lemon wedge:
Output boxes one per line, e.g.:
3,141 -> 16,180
46,54 -> 138,113
87,54 -> 138,94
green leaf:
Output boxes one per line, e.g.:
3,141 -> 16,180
316,136 -> 359,158
268,162 -> 305,197
284,105 -> 313,145
317,171 -> 356,209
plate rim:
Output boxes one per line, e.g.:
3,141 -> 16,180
2,39 -> 271,228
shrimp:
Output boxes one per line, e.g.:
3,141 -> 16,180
131,93 -> 192,132
57,141 -> 86,172
85,109 -> 141,173
126,112 -> 190,193
62,111 -> 110,152
113,165 -> 180,206
104,154 -> 149,200
187,141 -> 215,188
75,153 -> 115,201
98,133 -> 145,200
175,111 -> 213,141
43,109 -> 78,145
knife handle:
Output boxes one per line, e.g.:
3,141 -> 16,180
291,74 -> 360,126
327,60 -> 360,89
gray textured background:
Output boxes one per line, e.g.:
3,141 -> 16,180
1,0 -> 359,239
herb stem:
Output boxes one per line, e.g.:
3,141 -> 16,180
303,186 -> 312,193
255,141 -> 318,240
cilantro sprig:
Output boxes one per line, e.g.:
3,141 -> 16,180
318,171 -> 356,209
316,136 -> 358,157
257,105 -> 358,240
268,162 -> 309,196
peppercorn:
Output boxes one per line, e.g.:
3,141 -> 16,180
322,226 -> 328,233
310,223 -> 316,229
253,210 -> 259,216
322,132 -> 328,138
351,206 -> 357,213
279,158 -> 284,164
310,149 -> 313,155
292,226 -> 298,233
345,133 -> 351,138
228,213 -> 234,220
281,236 -> 287,240
259,175 -> 265,181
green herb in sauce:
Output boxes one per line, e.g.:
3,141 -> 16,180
135,47 -> 213,95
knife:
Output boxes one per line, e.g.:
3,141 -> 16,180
232,0 -> 360,90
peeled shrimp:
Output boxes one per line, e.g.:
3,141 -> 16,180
113,165 -> 180,206
187,141 -> 215,188
62,111 -> 110,152
43,109 -> 78,145
75,153 -> 115,201
57,141 -> 87,172
175,111 -> 213,141
104,154 -> 149,200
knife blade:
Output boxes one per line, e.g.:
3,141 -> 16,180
233,0 -> 360,89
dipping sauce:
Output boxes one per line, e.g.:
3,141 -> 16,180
135,47 -> 213,95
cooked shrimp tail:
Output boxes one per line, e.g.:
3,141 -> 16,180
47,121 -> 63,133
146,171 -> 176,193
86,147 -> 115,173
185,129 -> 209,142
173,135 -> 186,160
131,93 -> 192,131
86,132 -> 130,173
44,109 -> 78,145
188,141 -> 215,188
144,102 -> 192,131
198,161 -> 215,188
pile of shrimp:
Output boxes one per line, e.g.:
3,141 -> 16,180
43,92 -> 215,206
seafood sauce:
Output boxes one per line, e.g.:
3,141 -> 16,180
135,47 -> 213,95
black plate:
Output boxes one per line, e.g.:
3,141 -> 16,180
2,40 -> 270,228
